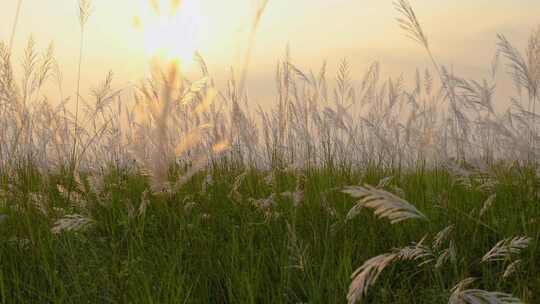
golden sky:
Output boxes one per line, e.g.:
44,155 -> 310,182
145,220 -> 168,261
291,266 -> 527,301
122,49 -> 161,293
1,0 -> 539,103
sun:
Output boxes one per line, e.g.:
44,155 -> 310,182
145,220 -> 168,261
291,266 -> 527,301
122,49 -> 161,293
134,0 -> 205,68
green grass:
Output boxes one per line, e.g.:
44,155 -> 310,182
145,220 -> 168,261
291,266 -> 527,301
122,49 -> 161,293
0,164 -> 539,303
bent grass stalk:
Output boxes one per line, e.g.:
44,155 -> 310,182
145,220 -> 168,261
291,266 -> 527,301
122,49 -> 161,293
9,0 -> 23,54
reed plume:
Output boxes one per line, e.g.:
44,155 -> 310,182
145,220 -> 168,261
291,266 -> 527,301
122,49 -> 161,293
343,184 -> 427,224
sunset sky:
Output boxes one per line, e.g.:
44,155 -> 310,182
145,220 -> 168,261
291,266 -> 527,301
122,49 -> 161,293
1,0 -> 539,103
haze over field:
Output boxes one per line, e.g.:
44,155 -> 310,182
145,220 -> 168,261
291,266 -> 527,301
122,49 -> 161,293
1,0 -> 539,103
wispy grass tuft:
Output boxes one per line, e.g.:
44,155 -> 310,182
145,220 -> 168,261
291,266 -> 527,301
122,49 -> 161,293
343,184 -> 427,224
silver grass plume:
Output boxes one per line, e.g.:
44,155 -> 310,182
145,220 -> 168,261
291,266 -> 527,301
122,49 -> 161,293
481,236 -> 532,263
52,214 -> 95,234
449,277 -> 523,304
393,0 -> 428,49
497,34 -> 538,101
347,252 -> 399,304
395,237 -> 435,266
78,0 -> 93,29
433,225 -> 455,249
348,237 -> 439,304
343,184 -> 427,224
503,260 -> 522,279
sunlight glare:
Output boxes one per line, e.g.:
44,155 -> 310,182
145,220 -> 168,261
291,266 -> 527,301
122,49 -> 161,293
134,0 -> 205,69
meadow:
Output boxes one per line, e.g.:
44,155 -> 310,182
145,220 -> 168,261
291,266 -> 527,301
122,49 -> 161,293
1,0 -> 540,303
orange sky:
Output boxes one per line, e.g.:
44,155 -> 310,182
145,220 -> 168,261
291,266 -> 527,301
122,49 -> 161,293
1,0 -> 539,105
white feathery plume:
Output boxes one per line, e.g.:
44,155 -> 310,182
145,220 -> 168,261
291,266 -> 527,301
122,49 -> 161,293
481,236 -> 532,263
347,252 -> 399,304
348,237 -> 438,304
396,237 -> 435,267
503,259 -> 522,279
433,225 -> 455,249
51,214 -> 94,234
449,277 -> 523,304
343,184 -> 427,224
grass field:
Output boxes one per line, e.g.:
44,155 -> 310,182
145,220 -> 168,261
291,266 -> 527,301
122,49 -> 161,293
1,164 -> 539,303
2,0 -> 540,303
